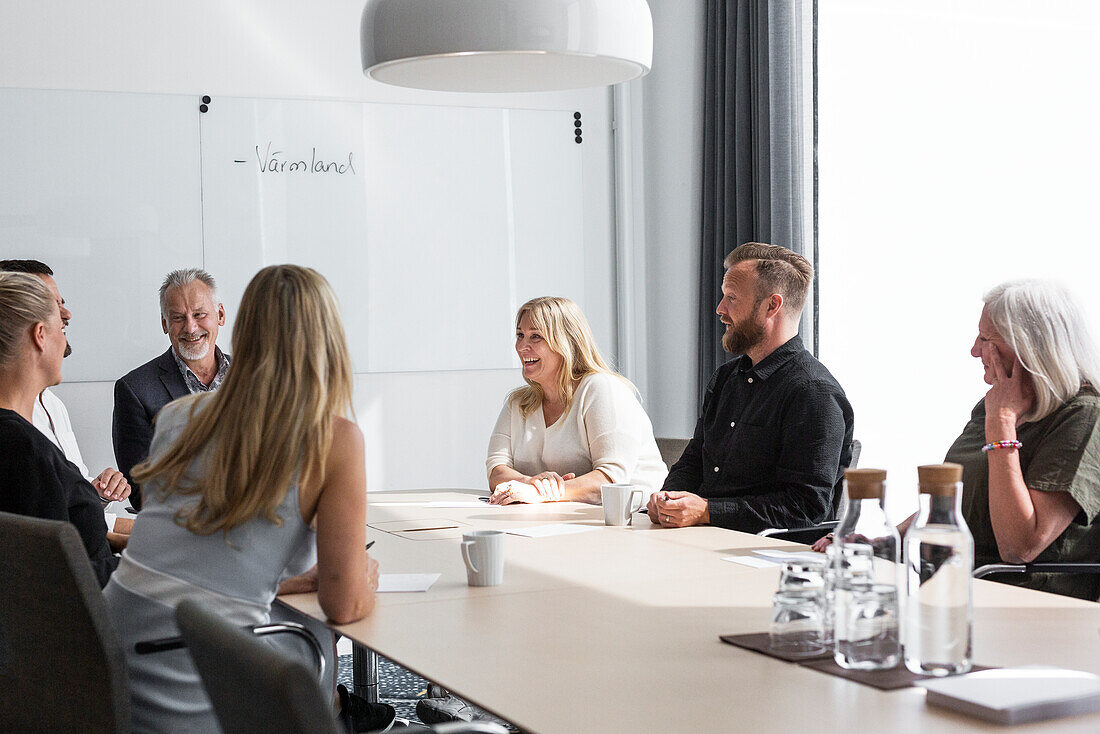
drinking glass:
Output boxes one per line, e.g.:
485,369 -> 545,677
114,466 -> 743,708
769,589 -> 825,657
835,582 -> 900,670
778,559 -> 826,595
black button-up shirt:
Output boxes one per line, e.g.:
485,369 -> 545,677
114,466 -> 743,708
663,336 -> 854,532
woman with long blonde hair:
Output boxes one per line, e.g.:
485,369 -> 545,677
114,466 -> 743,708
486,296 -> 667,504
103,265 -> 384,731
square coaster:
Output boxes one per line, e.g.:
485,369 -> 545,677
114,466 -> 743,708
799,657 -> 994,690
718,632 -> 832,663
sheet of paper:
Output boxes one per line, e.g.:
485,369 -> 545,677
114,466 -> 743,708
104,513 -> 117,532
372,501 -> 495,508
377,573 -> 441,593
507,523 -> 601,538
753,549 -> 826,563
722,555 -> 781,568
424,501 -> 495,508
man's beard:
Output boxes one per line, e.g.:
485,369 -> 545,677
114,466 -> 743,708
177,333 -> 211,361
63,341 -> 72,358
721,315 -> 765,355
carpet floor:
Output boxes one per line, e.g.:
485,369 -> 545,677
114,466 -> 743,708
335,654 -> 519,731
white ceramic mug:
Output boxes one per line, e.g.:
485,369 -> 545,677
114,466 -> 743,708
601,484 -> 644,526
460,530 -> 505,586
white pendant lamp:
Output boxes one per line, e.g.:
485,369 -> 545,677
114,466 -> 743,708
361,0 -> 653,93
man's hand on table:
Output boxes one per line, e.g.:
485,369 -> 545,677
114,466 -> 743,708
647,491 -> 710,528
94,467 -> 131,502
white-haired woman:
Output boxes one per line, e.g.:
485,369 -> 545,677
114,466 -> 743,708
104,265 -> 386,731
948,279 -> 1100,600
814,280 -> 1100,600
486,296 -> 667,504
0,272 -> 120,586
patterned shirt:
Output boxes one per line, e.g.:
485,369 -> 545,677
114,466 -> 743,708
172,346 -> 230,395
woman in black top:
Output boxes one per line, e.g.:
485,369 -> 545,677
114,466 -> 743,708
0,272 -> 117,586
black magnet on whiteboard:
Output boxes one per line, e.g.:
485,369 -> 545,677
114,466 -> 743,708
202,95 -> 211,104
573,111 -> 581,120
575,135 -> 582,144
199,104 -> 209,113
574,120 -> 582,128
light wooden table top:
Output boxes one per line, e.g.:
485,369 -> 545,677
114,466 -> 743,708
279,489 -> 1100,733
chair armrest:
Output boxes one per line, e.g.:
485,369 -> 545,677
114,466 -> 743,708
974,562 -> 1100,579
135,621 -> 325,678
758,521 -> 838,545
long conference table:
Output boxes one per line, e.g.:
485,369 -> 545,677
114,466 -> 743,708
278,489 -> 1100,733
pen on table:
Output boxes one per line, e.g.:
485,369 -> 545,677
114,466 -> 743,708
365,540 -> 375,551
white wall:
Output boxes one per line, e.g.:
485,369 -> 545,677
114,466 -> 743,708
0,0 -> 616,491
637,0 -> 707,439
819,0 -> 1100,520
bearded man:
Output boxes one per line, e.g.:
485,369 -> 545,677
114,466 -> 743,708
113,268 -> 229,510
648,243 -> 854,531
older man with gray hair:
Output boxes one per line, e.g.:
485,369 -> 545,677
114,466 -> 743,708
113,268 -> 229,510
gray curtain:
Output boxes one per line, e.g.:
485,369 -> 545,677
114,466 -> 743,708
698,0 -> 812,406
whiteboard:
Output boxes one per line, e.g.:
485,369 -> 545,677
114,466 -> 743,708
198,97 -> 373,365
0,88 -> 586,379
201,96 -> 584,374
0,88 -> 203,383
507,108 -> 586,310
360,103 -> 513,373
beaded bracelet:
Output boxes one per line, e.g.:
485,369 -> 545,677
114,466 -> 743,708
982,440 -> 1022,453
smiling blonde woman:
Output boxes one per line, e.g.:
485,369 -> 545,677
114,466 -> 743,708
486,296 -> 667,504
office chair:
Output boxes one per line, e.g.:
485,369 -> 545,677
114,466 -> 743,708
973,563 -> 1100,601
175,599 -> 508,734
758,439 -> 862,544
0,512 -> 131,732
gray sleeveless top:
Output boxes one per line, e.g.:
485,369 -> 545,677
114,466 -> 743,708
104,396 -> 318,733
119,396 -> 317,604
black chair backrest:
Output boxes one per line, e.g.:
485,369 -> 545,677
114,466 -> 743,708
175,598 -> 340,734
830,438 -> 862,518
656,437 -> 690,469
0,511 -> 131,732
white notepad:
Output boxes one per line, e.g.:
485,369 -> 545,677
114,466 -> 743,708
921,666 -> 1100,725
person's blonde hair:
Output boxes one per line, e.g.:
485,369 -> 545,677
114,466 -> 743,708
984,280 -> 1100,423
510,296 -> 626,418
134,265 -> 355,535
0,272 -> 55,370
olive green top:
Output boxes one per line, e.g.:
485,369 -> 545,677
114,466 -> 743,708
945,386 -> 1100,601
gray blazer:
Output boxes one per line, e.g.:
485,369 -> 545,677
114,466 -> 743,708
112,348 -> 190,510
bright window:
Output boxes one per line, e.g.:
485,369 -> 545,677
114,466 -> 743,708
818,1 -> 1100,519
